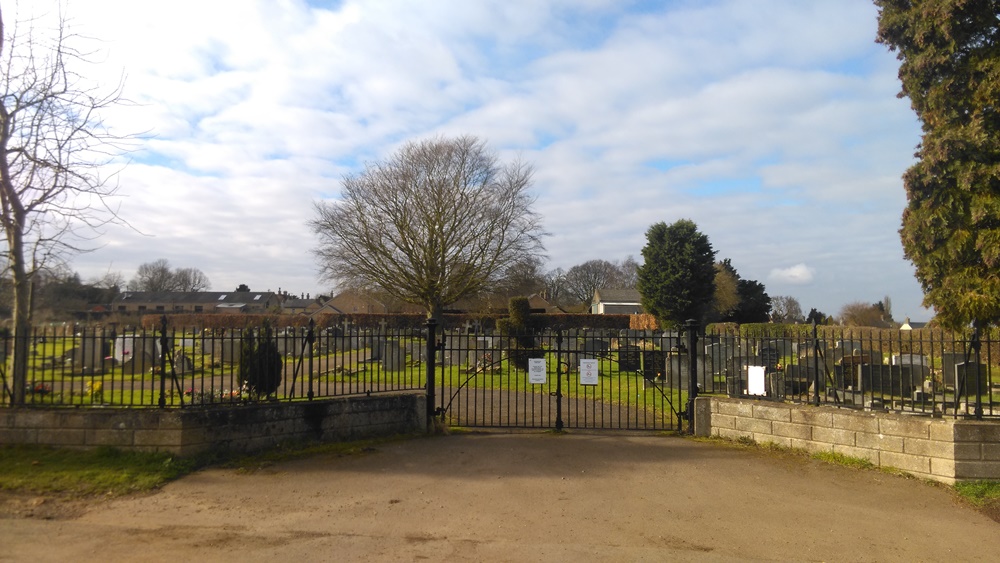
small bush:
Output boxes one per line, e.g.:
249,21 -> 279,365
239,323 -> 283,399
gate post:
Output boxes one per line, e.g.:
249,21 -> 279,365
685,319 -> 699,433
555,330 -> 564,431
425,318 -> 438,421
307,319 -> 316,400
158,315 -> 168,408
811,319 -> 820,406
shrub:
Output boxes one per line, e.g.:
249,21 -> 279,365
238,322 -> 283,399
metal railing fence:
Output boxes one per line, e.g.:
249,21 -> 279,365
0,320 -> 426,408
5,317 -> 995,422
699,323 -> 997,419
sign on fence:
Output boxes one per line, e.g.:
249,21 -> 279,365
580,359 -> 599,386
528,358 -> 547,384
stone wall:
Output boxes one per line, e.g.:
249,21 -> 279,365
0,393 -> 427,456
694,396 -> 1000,484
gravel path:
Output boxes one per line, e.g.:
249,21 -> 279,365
2,431 -> 998,562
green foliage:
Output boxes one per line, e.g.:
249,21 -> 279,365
501,296 -> 537,370
239,323 -> 283,398
954,480 -> 1000,508
637,219 -> 717,325
732,279 -> 771,323
508,296 -> 532,328
876,0 -> 1000,329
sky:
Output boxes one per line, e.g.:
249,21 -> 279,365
14,0 -> 928,320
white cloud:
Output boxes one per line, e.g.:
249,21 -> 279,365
5,0 -> 930,317
769,264 -> 816,285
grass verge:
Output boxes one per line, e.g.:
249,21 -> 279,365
0,433 -> 423,498
0,445 -> 199,497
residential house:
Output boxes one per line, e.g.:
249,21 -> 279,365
591,289 -> 644,314
112,291 -> 282,315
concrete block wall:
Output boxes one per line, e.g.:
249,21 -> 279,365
0,393 -> 427,456
694,396 -> 1000,484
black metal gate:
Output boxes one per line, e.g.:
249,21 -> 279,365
425,321 -> 699,432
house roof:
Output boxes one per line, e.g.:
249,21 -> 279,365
113,291 -> 277,305
593,288 -> 642,303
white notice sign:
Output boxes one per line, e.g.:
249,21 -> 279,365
580,359 -> 599,386
528,358 -> 547,384
748,365 -> 766,396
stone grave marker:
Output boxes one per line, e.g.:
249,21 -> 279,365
582,339 -> 610,358
173,351 -> 195,375
955,362 -> 989,396
641,350 -> 667,381
618,345 -> 641,372
382,341 -> 408,371
70,335 -> 110,374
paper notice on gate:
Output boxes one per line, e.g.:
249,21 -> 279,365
528,358 -> 547,384
748,365 -> 766,396
580,359 -> 599,386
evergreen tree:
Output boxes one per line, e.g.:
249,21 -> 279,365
637,220 -> 717,326
876,0 -> 1000,329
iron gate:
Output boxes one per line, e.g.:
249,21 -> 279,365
425,321 -> 699,432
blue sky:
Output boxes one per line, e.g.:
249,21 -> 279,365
22,0 -> 927,319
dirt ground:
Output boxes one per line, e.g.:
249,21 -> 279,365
1,431 -> 999,562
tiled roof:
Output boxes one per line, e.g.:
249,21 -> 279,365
594,288 -> 642,303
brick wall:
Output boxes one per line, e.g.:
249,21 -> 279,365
694,396 -> 1000,484
0,393 -> 427,456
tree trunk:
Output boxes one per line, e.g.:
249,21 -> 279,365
8,227 -> 29,405
427,302 -> 443,322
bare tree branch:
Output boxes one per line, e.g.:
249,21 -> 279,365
1,5 -> 131,403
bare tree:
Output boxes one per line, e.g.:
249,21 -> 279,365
127,259 -> 211,292
1,6 -> 128,404
617,255 -> 639,289
173,267 -> 211,292
770,295 -> 804,324
838,301 -> 890,328
128,259 -> 176,291
311,135 -> 546,318
563,259 -> 623,307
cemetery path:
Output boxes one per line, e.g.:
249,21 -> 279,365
2,432 -> 999,562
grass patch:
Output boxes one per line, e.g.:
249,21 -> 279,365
0,434 -> 426,498
811,450 -> 877,470
0,445 -> 199,497
954,481 -> 1000,508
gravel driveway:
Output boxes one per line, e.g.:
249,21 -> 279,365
2,431 -> 998,562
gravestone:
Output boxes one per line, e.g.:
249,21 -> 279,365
173,351 -> 195,375
641,350 -> 668,381
382,341 -> 408,371
940,353 -> 967,384
582,339 -> 610,358
116,334 -> 161,373
859,365 -> 914,395
74,335 -> 110,373
783,364 -> 818,394
369,339 -> 388,361
891,354 -> 931,384
763,339 -> 795,359
441,335 -> 468,366
667,353 -> 692,389
277,333 -> 307,358
756,347 -> 781,371
837,339 -> 866,354
618,345 -> 641,372
955,362 -> 989,396
470,338 -> 495,370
